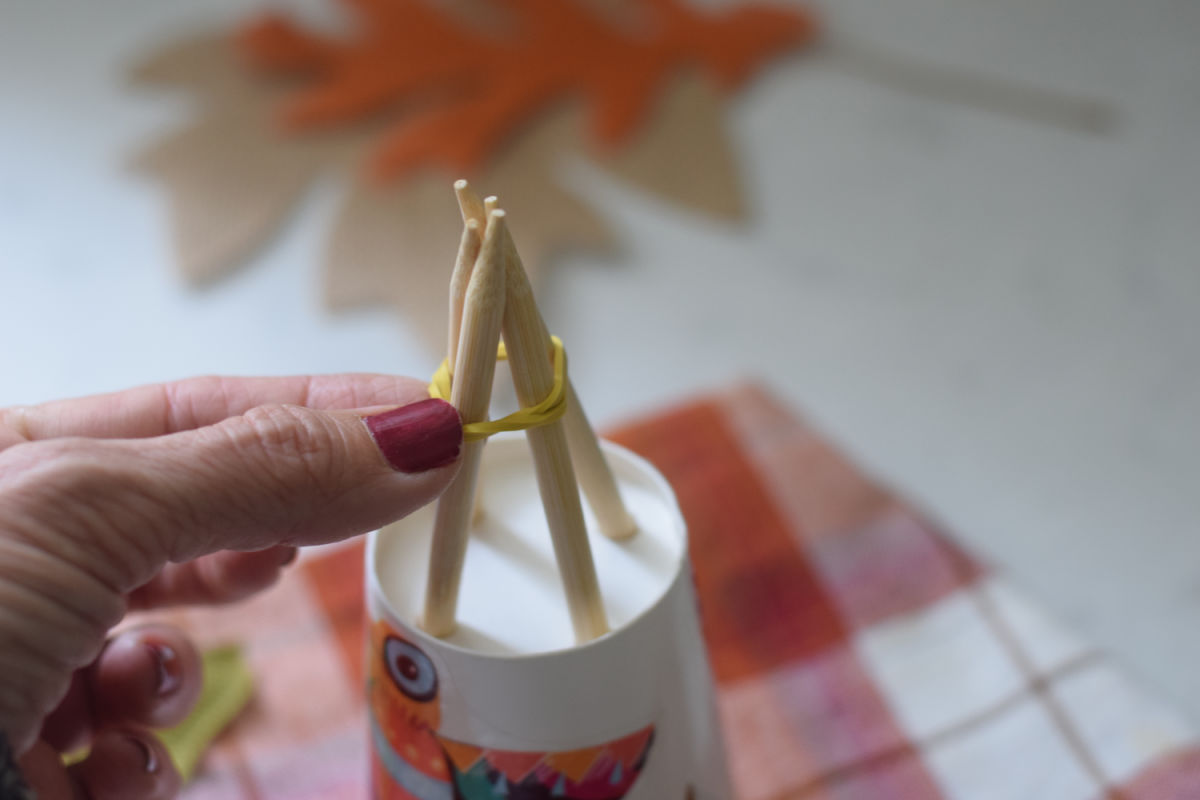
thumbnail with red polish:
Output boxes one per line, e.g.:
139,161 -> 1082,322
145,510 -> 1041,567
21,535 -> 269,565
365,398 -> 462,473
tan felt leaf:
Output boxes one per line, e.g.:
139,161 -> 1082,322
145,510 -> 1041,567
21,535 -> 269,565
135,116 -> 323,285
129,36 -> 373,285
129,34 -> 260,99
324,102 -> 619,353
128,14 -> 758,350
322,176 -> 460,333
596,73 -> 746,220
479,101 -> 622,265
321,74 -> 741,350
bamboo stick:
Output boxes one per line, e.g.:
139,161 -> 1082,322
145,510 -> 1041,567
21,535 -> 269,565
497,215 -> 609,642
453,178 -> 486,227
422,212 -> 507,637
498,234 -> 635,538
561,386 -> 636,538
824,39 -> 1114,134
454,183 -> 635,538
446,219 -> 482,376
454,185 -> 492,524
456,185 -> 635,538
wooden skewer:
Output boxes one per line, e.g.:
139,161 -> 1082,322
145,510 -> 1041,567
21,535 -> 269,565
454,185 -> 498,525
455,183 -> 486,227
453,178 -> 486,228
497,214 -> 609,642
422,212 -> 507,637
823,39 -> 1114,134
454,182 -> 636,540
561,387 -> 636,538
446,218 -> 482,376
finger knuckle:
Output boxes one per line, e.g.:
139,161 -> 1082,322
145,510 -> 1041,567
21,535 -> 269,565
236,405 -> 328,458
1,438 -> 115,500
0,438 -> 164,593
227,405 -> 347,487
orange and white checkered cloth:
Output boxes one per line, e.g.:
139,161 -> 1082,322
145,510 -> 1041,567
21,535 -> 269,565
161,384 -> 1200,799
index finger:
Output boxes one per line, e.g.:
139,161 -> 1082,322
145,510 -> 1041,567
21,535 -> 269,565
1,374 -> 431,443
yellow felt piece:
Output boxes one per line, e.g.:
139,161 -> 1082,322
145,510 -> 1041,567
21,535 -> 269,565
159,644 -> 255,780
60,645 -> 253,779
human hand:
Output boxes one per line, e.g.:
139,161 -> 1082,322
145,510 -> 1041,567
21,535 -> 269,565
0,374 -> 462,799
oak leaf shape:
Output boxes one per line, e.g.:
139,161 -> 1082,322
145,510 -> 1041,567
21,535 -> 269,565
129,0 -> 817,351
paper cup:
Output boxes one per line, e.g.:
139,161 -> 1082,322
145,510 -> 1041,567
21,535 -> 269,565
365,434 -> 730,800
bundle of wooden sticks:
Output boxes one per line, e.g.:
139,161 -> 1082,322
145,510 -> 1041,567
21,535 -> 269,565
421,180 -> 638,644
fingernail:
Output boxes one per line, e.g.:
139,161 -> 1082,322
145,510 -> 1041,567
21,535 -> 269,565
127,735 -> 159,773
145,641 -> 182,697
364,398 -> 462,473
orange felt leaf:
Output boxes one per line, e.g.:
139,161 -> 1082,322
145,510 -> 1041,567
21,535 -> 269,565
238,0 -> 818,179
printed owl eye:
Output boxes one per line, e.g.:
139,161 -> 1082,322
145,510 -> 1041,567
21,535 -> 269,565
383,636 -> 438,702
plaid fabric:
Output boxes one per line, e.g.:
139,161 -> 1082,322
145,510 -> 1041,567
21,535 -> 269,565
160,384 -> 1200,799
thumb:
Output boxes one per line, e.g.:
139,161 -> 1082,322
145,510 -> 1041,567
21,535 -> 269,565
0,397 -> 460,752
1,397 -> 462,593
142,396 -> 464,564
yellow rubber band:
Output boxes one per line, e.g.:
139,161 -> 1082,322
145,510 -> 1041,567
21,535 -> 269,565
429,336 -> 567,443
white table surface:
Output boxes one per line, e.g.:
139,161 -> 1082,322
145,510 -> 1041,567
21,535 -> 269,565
2,0 -> 1199,719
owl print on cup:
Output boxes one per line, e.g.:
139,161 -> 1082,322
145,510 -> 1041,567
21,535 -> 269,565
368,621 -> 657,800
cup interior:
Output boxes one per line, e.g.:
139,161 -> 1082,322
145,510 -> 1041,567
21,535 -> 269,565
369,435 -> 687,659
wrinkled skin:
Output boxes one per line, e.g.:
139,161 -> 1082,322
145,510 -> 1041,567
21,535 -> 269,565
0,374 -> 460,799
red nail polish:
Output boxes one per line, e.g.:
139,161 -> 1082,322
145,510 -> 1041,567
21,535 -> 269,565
145,641 -> 182,697
127,735 -> 159,773
365,398 -> 462,473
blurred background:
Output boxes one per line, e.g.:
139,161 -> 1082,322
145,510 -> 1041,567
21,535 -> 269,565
2,0 -> 1199,729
